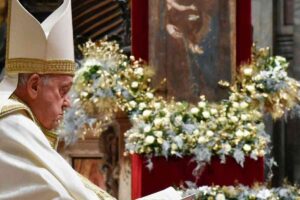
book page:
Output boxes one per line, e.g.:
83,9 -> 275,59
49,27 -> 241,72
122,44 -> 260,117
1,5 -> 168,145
137,187 -> 182,200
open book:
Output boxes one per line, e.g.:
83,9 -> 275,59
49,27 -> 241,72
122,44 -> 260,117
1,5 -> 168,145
136,187 -> 195,200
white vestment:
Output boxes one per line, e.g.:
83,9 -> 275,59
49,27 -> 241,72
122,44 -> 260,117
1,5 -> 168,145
0,99 -> 115,200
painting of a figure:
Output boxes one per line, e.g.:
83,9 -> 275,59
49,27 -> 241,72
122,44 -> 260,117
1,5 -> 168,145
150,0 -> 236,102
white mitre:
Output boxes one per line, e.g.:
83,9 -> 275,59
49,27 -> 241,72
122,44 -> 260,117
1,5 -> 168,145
0,0 -> 75,110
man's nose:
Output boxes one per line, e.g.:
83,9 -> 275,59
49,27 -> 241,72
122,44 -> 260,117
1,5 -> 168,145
63,95 -> 71,108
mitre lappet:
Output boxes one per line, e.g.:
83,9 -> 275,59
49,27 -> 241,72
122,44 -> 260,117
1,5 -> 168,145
0,0 -> 75,110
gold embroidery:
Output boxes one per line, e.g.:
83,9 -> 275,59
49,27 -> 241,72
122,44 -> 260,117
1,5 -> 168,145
6,58 -> 75,74
78,173 -> 116,200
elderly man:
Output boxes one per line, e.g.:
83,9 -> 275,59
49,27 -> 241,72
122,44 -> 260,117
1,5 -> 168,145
0,0 -> 115,199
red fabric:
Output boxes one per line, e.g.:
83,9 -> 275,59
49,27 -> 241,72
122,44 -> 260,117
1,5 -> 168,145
236,0 -> 252,67
131,155 -> 264,199
131,0 -> 148,61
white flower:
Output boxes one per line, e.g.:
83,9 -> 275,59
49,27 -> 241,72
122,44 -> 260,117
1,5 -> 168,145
257,189 -> 272,199
216,193 -> 226,200
191,107 -> 199,114
243,130 -> 250,137
154,102 -> 161,109
232,102 -> 239,108
129,100 -> 137,108
131,81 -> 139,88
81,91 -> 89,97
246,84 -> 255,92
241,114 -> 248,121
202,111 -> 210,119
146,92 -> 154,99
230,116 -> 239,123
243,67 -> 253,76
243,144 -> 251,152
193,129 -> 200,135
139,102 -> 147,110
161,117 -> 170,126
154,118 -> 162,127
210,108 -> 218,115
142,110 -> 152,117
154,131 -> 163,138
219,117 -> 226,123
143,125 -> 152,133
223,143 -> 232,153
157,138 -> 164,144
240,102 -> 248,109
235,129 -> 244,137
171,143 -> 178,150
198,136 -> 206,144
144,135 -> 155,144
198,101 -> 206,108
134,67 -> 144,76
206,130 -> 214,137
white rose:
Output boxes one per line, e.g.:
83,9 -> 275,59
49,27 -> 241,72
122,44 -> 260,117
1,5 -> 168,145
131,81 -> 139,88
202,111 -> 210,119
206,130 -> 214,137
154,102 -> 161,109
134,67 -> 144,76
144,135 -> 155,144
198,136 -> 206,144
223,143 -> 232,153
235,129 -> 244,137
142,110 -> 152,117
240,102 -> 249,109
243,130 -> 250,137
210,108 -> 218,115
241,114 -> 248,121
139,102 -> 147,110
243,144 -> 251,152
243,67 -> 253,76
146,92 -> 154,99
157,138 -> 164,144
216,194 -> 225,200
154,131 -> 163,138
191,107 -> 199,114
129,100 -> 137,108
193,129 -> 200,135
257,189 -> 272,199
154,118 -> 162,127
232,102 -> 239,108
171,143 -> 178,150
230,116 -> 239,123
198,102 -> 206,108
219,117 -> 226,123
246,85 -> 255,92
143,125 -> 152,133
161,117 -> 170,126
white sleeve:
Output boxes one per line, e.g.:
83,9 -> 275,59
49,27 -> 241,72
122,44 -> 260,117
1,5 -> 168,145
0,113 -> 99,200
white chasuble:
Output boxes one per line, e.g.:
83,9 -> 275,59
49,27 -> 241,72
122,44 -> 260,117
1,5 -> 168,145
0,100 -> 115,200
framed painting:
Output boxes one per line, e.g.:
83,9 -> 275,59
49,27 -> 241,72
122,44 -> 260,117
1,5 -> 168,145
149,0 -> 236,102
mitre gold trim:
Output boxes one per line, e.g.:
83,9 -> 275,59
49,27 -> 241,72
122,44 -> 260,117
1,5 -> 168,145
6,58 -> 75,74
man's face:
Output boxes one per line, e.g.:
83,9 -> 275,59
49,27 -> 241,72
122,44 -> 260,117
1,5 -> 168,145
33,74 -> 73,130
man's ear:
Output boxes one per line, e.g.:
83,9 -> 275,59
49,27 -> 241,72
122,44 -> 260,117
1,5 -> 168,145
26,74 -> 41,99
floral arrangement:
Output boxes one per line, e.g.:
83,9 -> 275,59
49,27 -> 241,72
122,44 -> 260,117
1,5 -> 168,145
58,40 -> 154,144
180,184 -> 300,200
223,47 -> 300,119
59,40 -> 300,171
